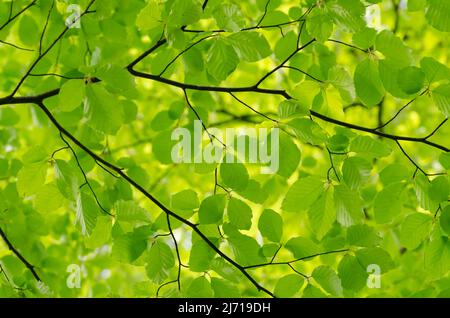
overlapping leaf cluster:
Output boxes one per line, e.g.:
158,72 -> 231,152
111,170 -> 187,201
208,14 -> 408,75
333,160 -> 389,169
0,0 -> 449,298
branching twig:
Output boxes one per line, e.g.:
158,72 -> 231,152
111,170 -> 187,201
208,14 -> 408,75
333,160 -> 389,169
0,226 -> 41,282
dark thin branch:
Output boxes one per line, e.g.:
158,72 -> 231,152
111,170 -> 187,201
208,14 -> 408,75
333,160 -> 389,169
29,73 -> 84,80
244,249 -> 349,270
127,37 -> 167,70
8,0 -> 96,97
229,92 -> 278,123
0,0 -> 37,32
327,39 -> 368,53
59,132 -> 114,217
310,110 -> 450,152
254,39 -> 316,87
32,101 -> 274,297
166,214 -> 182,291
281,65 -> 324,83
288,263 -> 309,280
156,279 -> 178,298
0,40 -> 34,52
395,140 -> 427,176
159,34 -> 215,77
256,0 -> 271,27
392,0 -> 400,34
0,226 -> 41,282
376,90 -> 427,131
423,119 -> 448,140
128,68 -> 292,99
202,0 -> 209,10
39,0 -> 55,55
326,147 -> 341,182
184,89 -> 226,147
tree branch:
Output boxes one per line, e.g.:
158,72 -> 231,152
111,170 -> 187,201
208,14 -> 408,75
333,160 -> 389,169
0,226 -> 41,282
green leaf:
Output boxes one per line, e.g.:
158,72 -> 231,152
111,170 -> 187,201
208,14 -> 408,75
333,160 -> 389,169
426,0 -> 450,32
353,27 -> 377,50
307,10 -> 334,42
355,247 -> 395,273
227,197 -> 252,230
75,192 -> 98,236
34,184 -> 64,213
211,277 -> 240,297
327,0 -> 365,32
334,184 -> 364,227
189,240 -> 216,272
186,276 -> 214,298
415,173 -> 439,212
378,59 -> 410,99
18,15 -> 39,46
350,136 -> 392,158
198,194 -> 226,224
282,176 -> 325,212
0,108 -> 20,126
285,237 -> 321,259
400,213 -> 433,249
328,66 -> 356,103
146,241 -> 175,284
432,84 -> 450,117
287,118 -> 327,145
312,265 -> 343,297
97,65 -> 135,94
379,163 -> 411,185
375,30 -> 411,67
397,66 -> 426,95
153,130 -> 178,165
408,0 -> 427,11
207,37 -> 239,81
85,84 -> 123,135
227,233 -> 265,266
220,161 -> 249,191
136,0 -> 163,30
274,31 -> 297,61
228,31 -> 271,62
440,153 -> 450,170
85,216 -> 112,249
258,209 -> 283,242
347,224 -> 381,247
274,274 -> 305,298
278,100 -> 309,119
374,182 -> 406,224
17,163 -> 47,197
429,176 -> 450,202
338,255 -> 368,292
308,188 -> 336,240
420,57 -> 450,83
424,234 -> 450,276
440,206 -> 450,236
342,156 -> 372,190
327,134 -> 350,152
171,190 -> 200,211
354,58 -> 385,107
115,200 -> 151,224
112,229 -> 148,263
302,283 -> 328,298
212,3 -> 245,32
59,80 -> 85,112
277,132 -> 301,178
167,0 -> 202,27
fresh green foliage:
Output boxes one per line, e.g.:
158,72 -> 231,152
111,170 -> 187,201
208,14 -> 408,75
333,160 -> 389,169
0,0 -> 449,299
